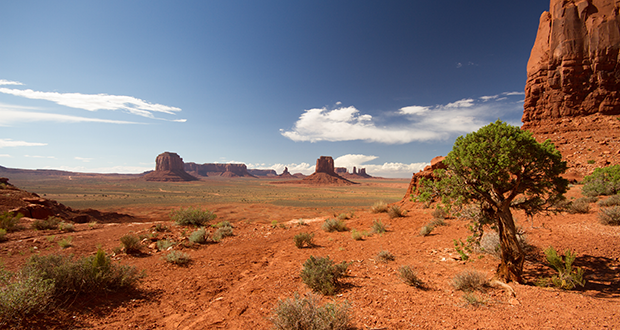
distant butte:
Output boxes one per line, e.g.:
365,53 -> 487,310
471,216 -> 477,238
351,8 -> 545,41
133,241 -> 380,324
142,152 -> 198,182
275,156 -> 358,185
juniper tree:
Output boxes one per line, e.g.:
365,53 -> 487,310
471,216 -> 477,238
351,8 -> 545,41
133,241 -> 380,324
439,120 -> 568,283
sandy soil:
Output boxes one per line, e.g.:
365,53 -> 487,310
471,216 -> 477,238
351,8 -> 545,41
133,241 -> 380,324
1,186 -> 619,329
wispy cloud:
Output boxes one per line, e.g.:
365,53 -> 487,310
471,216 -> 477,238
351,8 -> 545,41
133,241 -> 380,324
0,138 -> 47,148
0,107 -> 140,126
24,155 -> 56,159
0,154 -> 12,158
281,95 -> 523,144
0,79 -> 184,121
75,157 -> 93,162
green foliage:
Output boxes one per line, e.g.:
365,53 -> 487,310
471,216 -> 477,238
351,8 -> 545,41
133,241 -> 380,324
370,201 -> 388,213
120,234 -> 142,254
0,211 -> 23,232
170,207 -> 216,226
189,228 -> 208,244
0,228 -> 6,242
582,164 -> 620,197
214,220 -> 233,228
387,205 -> 405,218
270,292 -> 351,330
452,270 -> 488,292
432,206 -> 448,220
31,216 -> 62,230
453,239 -> 472,261
300,256 -> 349,295
156,239 -> 175,251
58,236 -> 73,249
154,223 -> 169,232
0,267 -> 55,327
375,250 -> 395,263
371,219 -> 387,234
599,206 -> 620,225
462,292 -> 487,307
163,250 -> 191,265
351,229 -> 364,241
598,194 -> 620,207
398,265 -> 424,288
566,197 -> 591,214
293,232 -> 315,248
542,247 -> 586,290
58,222 -> 75,232
321,218 -> 347,232
213,225 -> 233,241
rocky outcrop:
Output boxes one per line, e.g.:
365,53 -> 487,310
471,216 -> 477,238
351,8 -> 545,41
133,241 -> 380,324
522,0 -> 620,178
184,163 -> 255,178
143,152 -> 198,182
397,156 -> 445,208
278,167 -> 296,178
523,0 -> 620,124
274,156 -> 357,185
335,167 -> 373,179
247,169 -> 278,177
315,156 -> 336,175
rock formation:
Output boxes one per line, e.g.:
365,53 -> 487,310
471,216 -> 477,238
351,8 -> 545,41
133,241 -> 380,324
143,152 -> 198,182
184,163 -> 255,178
247,169 -> 278,177
397,156 -> 445,208
275,156 -> 357,185
334,166 -> 373,179
522,0 -> 620,178
278,167 -> 296,179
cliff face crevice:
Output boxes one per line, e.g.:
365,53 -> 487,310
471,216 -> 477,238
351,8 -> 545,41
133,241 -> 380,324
523,0 -> 620,125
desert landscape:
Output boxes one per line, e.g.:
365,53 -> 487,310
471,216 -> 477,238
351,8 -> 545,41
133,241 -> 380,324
3,0 -> 620,329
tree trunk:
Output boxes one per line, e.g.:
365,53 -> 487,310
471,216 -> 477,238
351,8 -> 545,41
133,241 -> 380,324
495,207 -> 525,283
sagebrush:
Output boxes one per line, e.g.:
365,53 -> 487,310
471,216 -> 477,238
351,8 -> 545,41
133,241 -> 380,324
300,256 -> 349,295
322,218 -> 347,232
270,292 -> 351,330
170,207 -> 216,226
398,265 -> 424,288
293,232 -> 315,248
452,270 -> 488,292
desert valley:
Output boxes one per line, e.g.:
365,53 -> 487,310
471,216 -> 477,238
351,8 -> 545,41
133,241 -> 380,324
3,0 -> 620,329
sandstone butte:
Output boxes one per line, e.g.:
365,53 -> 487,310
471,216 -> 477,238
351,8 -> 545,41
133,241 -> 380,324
142,152 -> 198,182
184,162 -> 255,178
276,156 -> 359,185
523,0 -> 620,178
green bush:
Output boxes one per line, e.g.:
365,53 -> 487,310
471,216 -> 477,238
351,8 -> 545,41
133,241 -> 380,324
23,249 -> 144,297
156,239 -> 175,251
293,232 -> 315,248
31,216 -> 62,230
599,206 -> 620,225
398,265 -> 424,288
567,198 -> 591,214
0,267 -> 55,327
350,229 -> 363,241
120,234 -> 142,254
270,292 -> 351,330
170,207 -> 216,226
214,220 -> 232,228
371,219 -> 387,234
0,228 -> 6,242
154,223 -> 169,232
582,165 -> 620,197
0,211 -> 23,232
58,222 -> 75,232
321,218 -> 347,232
189,228 -> 208,244
213,225 -> 233,241
387,205 -> 405,219
376,250 -> 395,263
370,201 -> 388,213
598,195 -> 620,207
452,270 -> 488,292
542,246 -> 585,290
163,250 -> 191,265
300,256 -> 349,295
58,237 -> 73,249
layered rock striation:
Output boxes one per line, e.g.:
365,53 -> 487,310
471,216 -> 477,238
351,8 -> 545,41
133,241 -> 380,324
185,163 -> 255,178
143,152 -> 198,182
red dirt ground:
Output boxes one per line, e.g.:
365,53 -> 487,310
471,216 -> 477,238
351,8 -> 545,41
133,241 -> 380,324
1,185 -> 620,329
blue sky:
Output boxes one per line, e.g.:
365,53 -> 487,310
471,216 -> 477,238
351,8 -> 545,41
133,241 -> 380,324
0,1 -> 549,178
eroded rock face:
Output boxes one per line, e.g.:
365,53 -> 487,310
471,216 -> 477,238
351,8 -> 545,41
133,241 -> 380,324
315,156 -> 336,175
523,0 -> 620,125
184,163 -> 254,177
404,156 -> 446,202
156,152 -> 185,171
144,152 -> 198,182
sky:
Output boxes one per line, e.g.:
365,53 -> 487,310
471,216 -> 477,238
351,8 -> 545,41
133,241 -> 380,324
0,1 -> 550,178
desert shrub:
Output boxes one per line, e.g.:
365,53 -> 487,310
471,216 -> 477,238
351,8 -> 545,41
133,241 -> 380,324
582,164 -> 620,197
321,218 -> 347,232
215,220 -> 233,228
120,234 -> 142,254
58,237 -> 73,249
371,219 -> 387,234
598,194 -> 620,207
213,225 -> 233,241
0,228 -> 6,242
462,292 -> 487,307
189,228 -> 208,244
387,205 -> 405,219
0,267 -> 55,327
432,206 -> 448,220
370,201 -> 388,213
154,223 -> 169,232
336,213 -> 349,221
599,206 -> 620,225
58,222 -> 75,232
376,250 -> 395,263
270,292 -> 351,330
430,217 -> 446,227
31,216 -> 62,230
452,270 -> 488,292
0,211 -> 23,232
156,239 -> 175,251
566,197 -> 591,214
24,249 -> 144,297
351,229 -> 363,241
293,232 -> 314,248
300,256 -> 349,295
419,224 -> 434,236
542,246 -> 585,290
477,230 -> 529,258
398,265 -> 424,288
163,250 -> 191,265
170,207 -> 216,226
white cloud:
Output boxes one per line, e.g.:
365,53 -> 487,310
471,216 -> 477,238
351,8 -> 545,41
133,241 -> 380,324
0,154 -> 12,158
362,162 -> 428,178
75,157 -> 93,162
334,154 -> 378,168
249,162 -> 315,175
0,107 -> 140,126
48,165 -> 153,174
480,95 -> 499,102
281,94 -> 524,144
24,155 -> 56,159
0,138 -> 47,148
0,80 -> 23,86
503,91 -> 525,96
0,81 -> 184,121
